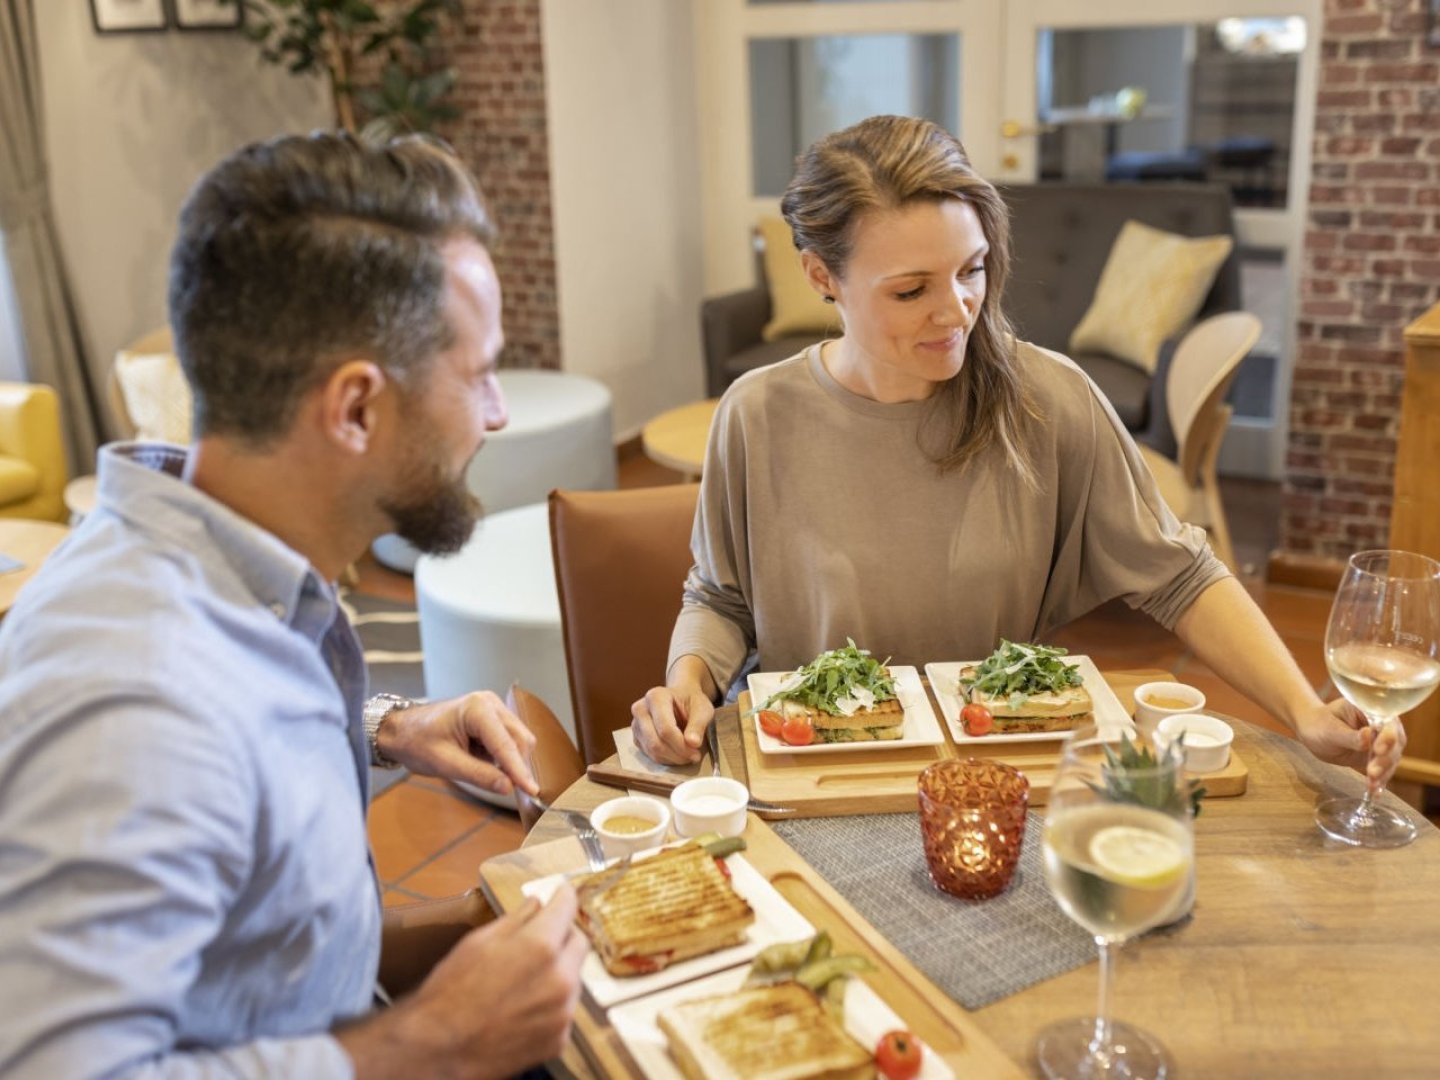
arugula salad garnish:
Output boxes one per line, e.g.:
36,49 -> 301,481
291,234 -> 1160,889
763,639 -> 896,716
960,640 -> 1083,710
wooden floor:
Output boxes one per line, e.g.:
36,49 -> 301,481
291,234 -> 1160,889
364,452 -> 1351,908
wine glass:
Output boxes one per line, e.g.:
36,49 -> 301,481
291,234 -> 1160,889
1035,724 -> 1194,1079
1317,549 -> 1440,849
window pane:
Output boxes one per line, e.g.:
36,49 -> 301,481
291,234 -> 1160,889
749,33 -> 960,197
1036,19 -> 1302,209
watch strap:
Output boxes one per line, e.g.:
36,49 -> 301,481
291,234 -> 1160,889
364,692 -> 412,769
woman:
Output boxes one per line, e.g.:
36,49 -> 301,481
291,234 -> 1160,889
633,115 -> 1399,789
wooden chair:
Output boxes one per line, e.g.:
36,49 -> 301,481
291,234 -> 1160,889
1137,312 -> 1262,572
548,484 -> 701,764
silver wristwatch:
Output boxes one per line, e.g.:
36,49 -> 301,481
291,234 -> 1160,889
363,693 -> 412,769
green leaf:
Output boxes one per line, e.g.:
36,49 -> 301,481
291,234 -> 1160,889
762,641 -> 898,715
961,640 -> 1083,704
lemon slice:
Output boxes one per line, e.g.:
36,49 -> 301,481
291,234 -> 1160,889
1089,825 -> 1188,888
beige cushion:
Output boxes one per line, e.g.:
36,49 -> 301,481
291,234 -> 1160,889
1069,220 -> 1233,373
114,351 -> 193,443
757,216 -> 841,343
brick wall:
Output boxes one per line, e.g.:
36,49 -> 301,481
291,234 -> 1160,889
444,0 -> 560,370
1285,0 -> 1440,558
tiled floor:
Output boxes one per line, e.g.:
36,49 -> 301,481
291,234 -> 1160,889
363,452 -> 1338,907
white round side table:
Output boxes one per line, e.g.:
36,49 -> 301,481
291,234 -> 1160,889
374,369 -> 616,573
414,502 -> 574,808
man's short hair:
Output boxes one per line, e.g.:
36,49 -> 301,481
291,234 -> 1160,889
168,131 -> 495,444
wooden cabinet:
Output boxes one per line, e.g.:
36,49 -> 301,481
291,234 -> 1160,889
1391,301 -> 1440,782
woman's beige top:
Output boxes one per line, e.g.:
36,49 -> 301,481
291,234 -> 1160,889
669,342 -> 1229,693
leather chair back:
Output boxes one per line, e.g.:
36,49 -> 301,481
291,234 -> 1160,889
549,484 -> 700,764
507,683 -> 585,832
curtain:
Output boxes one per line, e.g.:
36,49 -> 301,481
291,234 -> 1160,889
0,0 -> 102,475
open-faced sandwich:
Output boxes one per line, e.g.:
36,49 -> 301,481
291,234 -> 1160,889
658,932 -> 883,1080
761,641 -> 904,745
959,640 -> 1093,735
573,840 -> 755,977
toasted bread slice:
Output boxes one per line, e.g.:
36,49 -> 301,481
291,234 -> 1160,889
575,844 -> 755,977
658,981 -> 875,1080
959,665 -> 1093,733
778,697 -> 905,742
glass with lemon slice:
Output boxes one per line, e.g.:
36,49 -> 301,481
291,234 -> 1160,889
1037,725 -> 1194,1079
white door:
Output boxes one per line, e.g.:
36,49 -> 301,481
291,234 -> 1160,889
695,0 -> 1320,481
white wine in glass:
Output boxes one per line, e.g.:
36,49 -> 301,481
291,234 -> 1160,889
1036,725 -> 1195,1080
1317,549 -> 1440,848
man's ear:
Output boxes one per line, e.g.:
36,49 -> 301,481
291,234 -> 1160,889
321,359 -> 389,454
800,251 -> 836,302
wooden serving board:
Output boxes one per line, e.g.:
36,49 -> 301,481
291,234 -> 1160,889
737,670 -> 1249,815
479,819 -> 1025,1080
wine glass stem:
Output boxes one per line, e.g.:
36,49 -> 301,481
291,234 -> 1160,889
1089,936 -> 1118,1066
1356,715 -> 1396,819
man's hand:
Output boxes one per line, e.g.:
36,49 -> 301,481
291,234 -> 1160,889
378,693 -> 538,796
1294,698 -> 1405,792
342,887 -> 588,1080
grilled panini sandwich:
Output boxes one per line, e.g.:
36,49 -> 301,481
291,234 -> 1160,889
766,641 -> 905,743
658,980 -> 874,1080
960,640 -> 1093,733
574,844 -> 754,977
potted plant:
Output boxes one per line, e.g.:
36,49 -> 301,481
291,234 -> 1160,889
229,0 -> 462,139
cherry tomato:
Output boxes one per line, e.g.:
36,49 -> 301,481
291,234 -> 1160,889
780,716 -> 815,746
758,709 -> 784,738
961,703 -> 994,737
876,1029 -> 923,1080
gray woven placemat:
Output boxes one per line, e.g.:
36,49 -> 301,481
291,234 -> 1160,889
772,811 -> 1095,1009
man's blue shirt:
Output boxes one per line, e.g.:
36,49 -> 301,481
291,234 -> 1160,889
0,444 -> 378,1076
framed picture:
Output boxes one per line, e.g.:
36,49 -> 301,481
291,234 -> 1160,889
170,0 -> 243,31
89,0 -> 167,33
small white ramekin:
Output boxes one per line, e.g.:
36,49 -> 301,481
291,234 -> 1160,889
590,795 -> 671,857
670,777 -> 749,839
1133,681 -> 1208,739
1156,713 -> 1234,773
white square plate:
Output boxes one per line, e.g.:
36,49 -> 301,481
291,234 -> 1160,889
746,665 -> 944,756
521,846 -> 814,1007
924,655 -> 1133,746
609,965 -> 955,1080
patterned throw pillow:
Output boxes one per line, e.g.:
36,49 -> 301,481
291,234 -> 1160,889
1069,220 -> 1233,373
114,350 -> 193,443
757,216 -> 842,343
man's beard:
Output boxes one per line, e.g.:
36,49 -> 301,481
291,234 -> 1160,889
380,456 -> 482,556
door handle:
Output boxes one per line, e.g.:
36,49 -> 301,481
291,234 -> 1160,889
1000,119 -> 1057,139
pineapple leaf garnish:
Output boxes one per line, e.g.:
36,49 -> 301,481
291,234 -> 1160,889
1086,733 -> 1206,818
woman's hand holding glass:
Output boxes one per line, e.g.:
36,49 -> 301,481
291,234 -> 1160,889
1315,549 -> 1440,848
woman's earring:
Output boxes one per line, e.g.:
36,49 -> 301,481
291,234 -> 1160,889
822,294 -> 835,304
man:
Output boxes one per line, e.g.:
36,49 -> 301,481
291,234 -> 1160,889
0,133 -> 586,1077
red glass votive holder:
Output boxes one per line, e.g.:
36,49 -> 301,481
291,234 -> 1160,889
917,758 -> 1029,900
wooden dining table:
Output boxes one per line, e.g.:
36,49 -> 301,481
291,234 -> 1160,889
485,670 -> 1440,1079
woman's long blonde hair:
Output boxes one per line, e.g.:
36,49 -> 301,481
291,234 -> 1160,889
780,115 -> 1037,483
